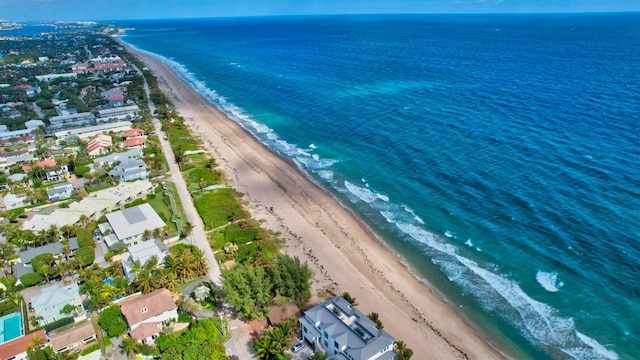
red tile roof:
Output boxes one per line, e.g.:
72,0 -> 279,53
123,128 -> 145,138
0,329 -> 46,359
118,289 -> 176,327
123,137 -> 146,148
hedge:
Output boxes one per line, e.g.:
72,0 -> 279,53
81,343 -> 101,356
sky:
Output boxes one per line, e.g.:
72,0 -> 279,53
0,0 -> 639,21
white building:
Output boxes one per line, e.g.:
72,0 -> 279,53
46,182 -> 74,201
299,297 -> 396,360
54,121 -> 132,141
2,193 -> 28,210
48,112 -> 95,129
105,203 -> 165,246
22,180 -> 154,232
97,105 -> 139,121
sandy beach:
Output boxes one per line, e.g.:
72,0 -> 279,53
124,44 -> 510,360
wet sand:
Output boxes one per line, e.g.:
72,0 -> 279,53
123,43 -> 510,360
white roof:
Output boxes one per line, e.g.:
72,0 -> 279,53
54,121 -> 132,140
106,203 -> 165,241
128,240 -> 167,267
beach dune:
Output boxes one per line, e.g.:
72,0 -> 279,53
124,44 -> 509,360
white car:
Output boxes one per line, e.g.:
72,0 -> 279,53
291,342 -> 304,353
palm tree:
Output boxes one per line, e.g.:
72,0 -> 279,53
134,270 -> 159,294
142,229 -> 152,241
367,312 -> 384,329
341,292 -> 358,306
152,227 -> 162,240
394,341 -> 414,360
160,270 -> 180,291
120,335 -> 139,358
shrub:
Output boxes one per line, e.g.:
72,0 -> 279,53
81,343 -> 101,356
98,304 -> 127,337
75,247 -> 95,267
43,317 -> 74,332
19,272 -> 44,287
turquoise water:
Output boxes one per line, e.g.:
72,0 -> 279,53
116,14 -> 640,359
0,312 -> 24,343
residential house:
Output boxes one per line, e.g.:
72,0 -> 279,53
86,133 -> 112,156
24,282 -> 84,325
22,180 -> 154,232
97,105 -> 139,122
117,288 -> 177,344
13,239 -> 80,277
123,128 -> 145,139
299,296 -> 396,360
108,159 -> 148,183
2,193 -> 28,209
104,203 -> 165,246
25,120 -> 45,129
0,329 -> 46,360
122,240 -> 168,281
93,148 -> 142,168
123,137 -> 146,149
45,169 -> 63,182
46,182 -> 74,201
48,320 -> 97,354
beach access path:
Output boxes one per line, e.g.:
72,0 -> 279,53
122,42 -> 510,360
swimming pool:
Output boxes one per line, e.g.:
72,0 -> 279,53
0,312 -> 24,344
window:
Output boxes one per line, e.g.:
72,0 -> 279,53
334,341 -> 339,348
323,331 -> 328,339
141,307 -> 148,313
324,341 -> 328,348
303,327 -> 307,333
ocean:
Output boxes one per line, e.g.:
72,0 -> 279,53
115,14 -> 640,359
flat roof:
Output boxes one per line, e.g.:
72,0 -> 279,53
106,203 -> 165,241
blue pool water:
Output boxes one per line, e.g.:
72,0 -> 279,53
0,312 -> 24,343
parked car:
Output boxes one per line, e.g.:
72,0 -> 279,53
291,342 -> 304,353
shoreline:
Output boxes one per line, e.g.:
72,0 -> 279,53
120,40 -> 512,360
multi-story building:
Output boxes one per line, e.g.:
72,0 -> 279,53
299,297 -> 396,360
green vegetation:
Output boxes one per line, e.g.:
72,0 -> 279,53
194,188 -> 246,231
20,272 -> 44,287
254,320 -> 297,360
155,318 -> 228,360
98,304 -> 127,337
132,246 -> 208,294
81,342 -> 101,356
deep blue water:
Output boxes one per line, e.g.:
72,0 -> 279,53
116,14 -> 640,359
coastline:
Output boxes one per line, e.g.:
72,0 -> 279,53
120,40 -> 511,360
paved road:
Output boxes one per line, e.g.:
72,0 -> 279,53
129,54 -> 255,359
137,65 -> 221,286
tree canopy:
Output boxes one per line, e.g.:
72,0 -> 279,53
98,304 -> 127,337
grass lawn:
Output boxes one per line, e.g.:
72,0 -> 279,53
194,188 -> 245,231
175,277 -> 204,294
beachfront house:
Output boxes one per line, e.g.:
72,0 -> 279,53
299,296 -> 396,360
117,288 -> 177,344
108,159 -> 148,183
122,240 -> 169,281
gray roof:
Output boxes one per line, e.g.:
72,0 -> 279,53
31,282 -> 80,309
303,297 -> 396,360
93,148 -> 142,166
19,239 -> 79,264
13,262 -> 34,278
